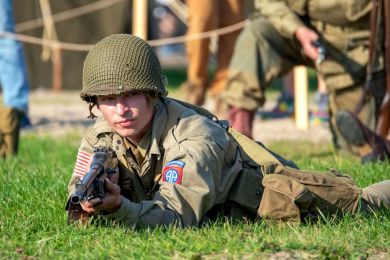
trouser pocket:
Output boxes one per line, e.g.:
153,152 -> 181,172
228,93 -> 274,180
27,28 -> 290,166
258,166 -> 362,223
258,174 -> 314,223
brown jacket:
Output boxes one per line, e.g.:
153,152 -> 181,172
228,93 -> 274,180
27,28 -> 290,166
68,97 -> 264,227
68,97 -> 366,226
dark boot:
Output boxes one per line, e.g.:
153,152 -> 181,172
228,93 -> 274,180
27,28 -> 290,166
228,107 -> 255,139
336,110 -> 390,163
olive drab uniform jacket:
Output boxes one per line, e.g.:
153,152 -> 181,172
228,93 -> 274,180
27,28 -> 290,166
254,0 -> 380,90
68,97 -> 363,227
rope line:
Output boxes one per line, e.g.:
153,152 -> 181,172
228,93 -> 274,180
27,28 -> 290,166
0,19 -> 249,52
148,20 -> 248,46
0,31 -> 93,51
15,0 -> 125,32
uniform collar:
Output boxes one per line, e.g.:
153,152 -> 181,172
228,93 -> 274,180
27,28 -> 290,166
112,133 -> 127,158
123,126 -> 152,159
148,98 -> 168,160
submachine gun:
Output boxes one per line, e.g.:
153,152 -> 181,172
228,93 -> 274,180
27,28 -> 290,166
65,147 -> 119,223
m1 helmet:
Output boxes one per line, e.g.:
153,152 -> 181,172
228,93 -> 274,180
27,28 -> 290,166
81,34 -> 167,102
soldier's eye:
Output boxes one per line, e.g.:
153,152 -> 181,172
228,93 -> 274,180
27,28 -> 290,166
99,96 -> 115,103
124,92 -> 139,98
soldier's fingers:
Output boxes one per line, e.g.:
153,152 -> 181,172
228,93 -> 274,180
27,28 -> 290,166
94,192 -> 122,213
80,201 -> 95,213
108,172 -> 119,185
104,178 -> 121,194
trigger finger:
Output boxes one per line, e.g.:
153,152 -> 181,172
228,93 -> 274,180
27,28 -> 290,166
108,172 -> 119,184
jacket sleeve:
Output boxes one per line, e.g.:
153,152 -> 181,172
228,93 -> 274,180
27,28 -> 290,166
102,195 -> 184,228
103,137 -> 228,228
255,0 -> 306,39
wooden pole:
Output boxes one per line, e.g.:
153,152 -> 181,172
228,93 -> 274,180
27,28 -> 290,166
39,0 -> 62,92
52,46 -> 62,93
132,0 -> 148,39
294,66 -> 309,130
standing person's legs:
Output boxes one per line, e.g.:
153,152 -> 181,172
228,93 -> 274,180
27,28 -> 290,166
0,0 -> 30,116
208,0 -> 246,97
182,0 -> 216,105
0,105 -> 20,158
221,17 -> 307,138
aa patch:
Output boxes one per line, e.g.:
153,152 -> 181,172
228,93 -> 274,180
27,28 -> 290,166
162,160 -> 185,184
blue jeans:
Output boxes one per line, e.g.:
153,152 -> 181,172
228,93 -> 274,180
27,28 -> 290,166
0,0 -> 29,114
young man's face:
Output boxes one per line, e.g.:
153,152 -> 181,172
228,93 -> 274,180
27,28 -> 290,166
97,92 -> 154,144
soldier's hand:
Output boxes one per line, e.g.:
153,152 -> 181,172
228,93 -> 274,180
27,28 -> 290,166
80,200 -> 95,214
80,178 -> 122,214
294,26 -> 320,61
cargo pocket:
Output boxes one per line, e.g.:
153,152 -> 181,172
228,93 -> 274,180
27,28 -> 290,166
279,166 -> 362,215
258,174 -> 315,223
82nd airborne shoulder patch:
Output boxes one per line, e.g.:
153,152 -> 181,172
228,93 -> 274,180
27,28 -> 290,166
162,160 -> 185,184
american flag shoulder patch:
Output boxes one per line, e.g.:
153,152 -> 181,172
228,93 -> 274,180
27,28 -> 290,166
72,150 -> 92,177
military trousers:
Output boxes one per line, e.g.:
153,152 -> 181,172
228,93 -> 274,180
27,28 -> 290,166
361,180 -> 390,212
256,167 -> 390,222
222,16 -> 385,150
0,0 -> 30,115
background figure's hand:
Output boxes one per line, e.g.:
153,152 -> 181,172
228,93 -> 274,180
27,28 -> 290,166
80,178 -> 122,215
294,26 -> 320,61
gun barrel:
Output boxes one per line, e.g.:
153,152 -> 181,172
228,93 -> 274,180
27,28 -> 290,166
69,149 -> 109,205
70,187 -> 88,204
70,194 -> 82,204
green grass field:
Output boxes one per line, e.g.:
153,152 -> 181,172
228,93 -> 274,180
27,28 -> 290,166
1,133 -> 389,259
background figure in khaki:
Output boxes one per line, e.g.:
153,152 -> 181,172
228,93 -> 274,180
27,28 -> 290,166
180,0 -> 245,107
0,105 -> 20,158
222,0 -> 387,160
0,0 -> 31,157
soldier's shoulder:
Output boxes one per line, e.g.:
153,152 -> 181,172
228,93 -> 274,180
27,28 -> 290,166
83,117 -> 114,147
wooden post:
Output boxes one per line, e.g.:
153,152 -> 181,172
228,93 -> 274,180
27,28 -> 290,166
293,66 -> 309,130
52,46 -> 62,93
39,0 -> 62,92
132,0 -> 148,39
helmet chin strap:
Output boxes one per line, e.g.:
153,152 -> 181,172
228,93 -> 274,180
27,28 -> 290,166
87,102 -> 97,119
